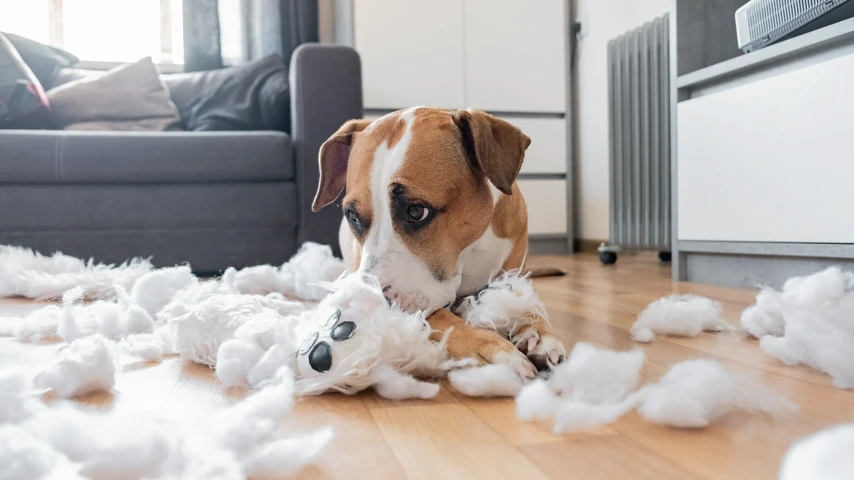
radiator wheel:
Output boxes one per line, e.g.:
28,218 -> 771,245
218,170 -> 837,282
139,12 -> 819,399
659,251 -> 672,263
599,251 -> 618,265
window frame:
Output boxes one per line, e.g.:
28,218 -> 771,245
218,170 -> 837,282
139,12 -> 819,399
47,0 -> 183,71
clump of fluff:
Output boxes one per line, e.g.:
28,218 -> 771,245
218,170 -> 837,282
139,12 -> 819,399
515,342 -> 645,433
514,344 -> 795,432
224,243 -> 346,301
741,266 -> 854,389
34,334 -> 118,398
636,359 -> 797,428
372,365 -> 440,399
632,294 -> 733,343
129,266 -> 198,318
0,245 -> 153,301
0,305 -> 63,342
0,370 -> 45,424
454,271 -> 546,336
448,364 -> 523,397
0,425 -> 84,480
279,242 -> 347,300
779,424 -> 854,480
3,368 -> 329,479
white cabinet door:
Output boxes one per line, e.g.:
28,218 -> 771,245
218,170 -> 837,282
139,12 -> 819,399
678,51 -> 854,243
497,117 -> 567,174
463,0 -> 567,113
517,180 -> 567,235
354,0 -> 465,110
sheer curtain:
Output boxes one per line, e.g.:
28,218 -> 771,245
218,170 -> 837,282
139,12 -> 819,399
183,0 -> 318,72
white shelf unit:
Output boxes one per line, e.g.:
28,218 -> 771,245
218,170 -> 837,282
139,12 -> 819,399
352,0 -> 574,253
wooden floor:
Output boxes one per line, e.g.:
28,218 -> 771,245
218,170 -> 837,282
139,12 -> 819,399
3,252 -> 853,480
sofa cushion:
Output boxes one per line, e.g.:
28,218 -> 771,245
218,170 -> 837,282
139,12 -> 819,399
0,130 -> 294,183
0,33 -> 52,129
2,32 -> 78,89
162,55 -> 290,132
47,57 -> 182,131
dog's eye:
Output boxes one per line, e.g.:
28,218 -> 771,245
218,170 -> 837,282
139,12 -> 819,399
345,209 -> 360,224
406,205 -> 429,222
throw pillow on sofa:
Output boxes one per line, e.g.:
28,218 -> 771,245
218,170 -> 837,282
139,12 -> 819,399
47,57 -> 182,131
0,33 -> 52,129
2,32 -> 79,89
163,54 -> 290,132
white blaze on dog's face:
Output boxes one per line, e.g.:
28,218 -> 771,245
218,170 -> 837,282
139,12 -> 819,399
312,108 -> 531,315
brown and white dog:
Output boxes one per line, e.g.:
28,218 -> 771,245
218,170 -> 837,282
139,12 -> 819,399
312,107 -> 566,377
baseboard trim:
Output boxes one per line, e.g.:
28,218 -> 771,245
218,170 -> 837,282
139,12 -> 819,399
574,239 -> 604,253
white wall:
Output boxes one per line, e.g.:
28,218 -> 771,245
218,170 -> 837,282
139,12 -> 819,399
573,0 -> 670,240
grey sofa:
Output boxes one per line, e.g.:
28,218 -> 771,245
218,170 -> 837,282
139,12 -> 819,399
0,44 -> 361,273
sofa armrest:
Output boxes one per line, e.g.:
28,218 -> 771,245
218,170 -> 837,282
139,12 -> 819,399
290,43 -> 362,256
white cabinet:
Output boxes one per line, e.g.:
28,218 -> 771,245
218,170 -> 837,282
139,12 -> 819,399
678,51 -> 854,244
463,0 -> 567,113
354,0 -> 465,109
500,117 -> 567,174
518,180 -> 567,235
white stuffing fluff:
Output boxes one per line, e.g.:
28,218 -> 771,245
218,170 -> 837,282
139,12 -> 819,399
636,359 -> 797,428
128,265 -> 198,318
0,368 -> 329,479
448,364 -> 523,397
0,425 -> 84,480
515,342 -> 645,433
0,245 -> 152,301
0,305 -> 62,342
372,364 -> 440,400
279,242 -> 347,301
224,243 -> 346,301
741,266 -> 854,389
0,370 -> 45,424
779,423 -> 854,480
515,344 -> 795,432
454,270 -> 546,336
34,334 -> 118,398
632,294 -> 733,343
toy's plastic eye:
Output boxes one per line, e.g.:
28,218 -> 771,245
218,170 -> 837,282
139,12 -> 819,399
324,309 -> 342,329
298,332 -> 318,355
331,321 -> 356,341
309,341 -> 332,372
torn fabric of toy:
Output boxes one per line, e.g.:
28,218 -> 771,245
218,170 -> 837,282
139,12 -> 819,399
740,267 -> 854,389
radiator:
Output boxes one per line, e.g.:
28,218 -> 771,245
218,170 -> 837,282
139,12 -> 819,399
601,14 -> 671,263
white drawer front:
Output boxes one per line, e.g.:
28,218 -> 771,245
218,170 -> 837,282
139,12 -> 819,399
517,180 -> 567,235
500,117 -> 567,174
678,52 -> 854,243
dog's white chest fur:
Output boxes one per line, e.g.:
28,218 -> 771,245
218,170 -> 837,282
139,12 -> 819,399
456,227 -> 513,297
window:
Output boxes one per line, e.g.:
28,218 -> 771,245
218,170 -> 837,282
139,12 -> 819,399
0,0 -> 183,65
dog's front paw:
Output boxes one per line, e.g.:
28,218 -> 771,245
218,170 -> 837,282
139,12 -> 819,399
511,323 -> 566,372
447,328 -> 537,379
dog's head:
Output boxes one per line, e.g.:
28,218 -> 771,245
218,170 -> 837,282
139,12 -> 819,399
312,108 -> 530,314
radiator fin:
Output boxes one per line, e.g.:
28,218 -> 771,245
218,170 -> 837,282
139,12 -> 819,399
607,14 -> 671,250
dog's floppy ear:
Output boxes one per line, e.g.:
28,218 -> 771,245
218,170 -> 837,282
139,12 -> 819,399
312,119 -> 373,212
452,109 -> 531,195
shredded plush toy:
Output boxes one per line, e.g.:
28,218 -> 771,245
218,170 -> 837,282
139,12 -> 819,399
741,266 -> 854,389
